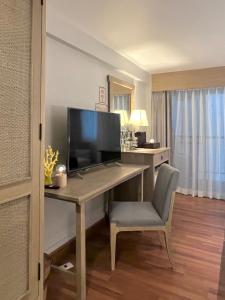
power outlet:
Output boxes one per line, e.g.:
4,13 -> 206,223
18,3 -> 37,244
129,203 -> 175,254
58,262 -> 74,271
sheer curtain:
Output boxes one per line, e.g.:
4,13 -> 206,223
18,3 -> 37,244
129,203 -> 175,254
170,88 -> 225,199
113,95 -> 130,111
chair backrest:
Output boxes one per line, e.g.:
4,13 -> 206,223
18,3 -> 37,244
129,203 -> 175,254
152,164 -> 179,224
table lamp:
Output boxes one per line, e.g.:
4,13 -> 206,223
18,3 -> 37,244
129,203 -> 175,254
129,109 -> 149,127
129,109 -> 149,148
114,110 -> 129,128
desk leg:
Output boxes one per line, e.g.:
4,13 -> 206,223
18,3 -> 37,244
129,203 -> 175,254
141,172 -> 144,201
138,172 -> 144,202
76,202 -> 86,300
104,189 -> 114,216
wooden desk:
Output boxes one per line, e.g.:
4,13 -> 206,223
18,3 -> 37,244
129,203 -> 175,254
115,148 -> 170,202
45,163 -> 149,300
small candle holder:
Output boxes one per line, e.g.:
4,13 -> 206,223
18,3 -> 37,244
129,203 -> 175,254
55,164 -> 67,188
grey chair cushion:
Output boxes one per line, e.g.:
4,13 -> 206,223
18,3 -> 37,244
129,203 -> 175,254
152,164 -> 179,223
109,201 -> 164,227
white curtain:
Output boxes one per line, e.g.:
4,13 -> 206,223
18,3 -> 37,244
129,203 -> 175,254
113,95 -> 130,111
170,88 -> 225,200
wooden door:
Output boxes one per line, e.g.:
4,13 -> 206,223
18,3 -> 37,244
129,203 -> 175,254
0,0 -> 44,299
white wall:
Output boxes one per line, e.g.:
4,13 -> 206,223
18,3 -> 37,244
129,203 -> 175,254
47,3 -> 149,83
44,8 -> 151,253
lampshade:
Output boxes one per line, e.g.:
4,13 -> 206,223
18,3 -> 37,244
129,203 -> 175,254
114,110 -> 129,127
129,109 -> 149,127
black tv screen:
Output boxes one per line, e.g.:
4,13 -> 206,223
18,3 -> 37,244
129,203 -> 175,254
67,108 -> 121,174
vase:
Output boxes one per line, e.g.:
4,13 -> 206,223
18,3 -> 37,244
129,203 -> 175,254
45,175 -> 53,186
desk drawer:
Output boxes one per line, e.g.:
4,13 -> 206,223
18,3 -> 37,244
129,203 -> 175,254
154,151 -> 169,166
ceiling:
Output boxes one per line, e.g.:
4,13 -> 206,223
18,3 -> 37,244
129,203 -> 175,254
49,0 -> 225,74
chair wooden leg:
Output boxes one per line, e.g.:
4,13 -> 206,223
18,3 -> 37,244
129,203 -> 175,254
110,223 -> 117,271
163,230 -> 174,269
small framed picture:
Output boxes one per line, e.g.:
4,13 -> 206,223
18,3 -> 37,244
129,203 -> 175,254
99,87 -> 106,104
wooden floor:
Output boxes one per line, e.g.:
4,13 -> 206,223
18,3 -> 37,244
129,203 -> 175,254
47,194 -> 225,300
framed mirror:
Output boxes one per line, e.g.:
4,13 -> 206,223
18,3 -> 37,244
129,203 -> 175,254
107,75 -> 135,118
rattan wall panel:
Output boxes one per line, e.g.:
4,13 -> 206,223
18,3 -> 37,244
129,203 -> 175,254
0,0 -> 32,185
0,196 -> 30,299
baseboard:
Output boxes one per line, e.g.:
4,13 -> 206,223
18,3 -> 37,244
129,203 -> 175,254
48,217 -> 107,265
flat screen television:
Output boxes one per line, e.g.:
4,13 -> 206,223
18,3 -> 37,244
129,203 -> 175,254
67,108 -> 121,174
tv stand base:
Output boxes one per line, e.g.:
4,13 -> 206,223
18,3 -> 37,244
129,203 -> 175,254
104,161 -> 123,167
70,162 -> 123,179
70,172 -> 84,180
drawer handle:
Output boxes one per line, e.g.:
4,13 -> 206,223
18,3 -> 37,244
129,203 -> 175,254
161,155 -> 163,160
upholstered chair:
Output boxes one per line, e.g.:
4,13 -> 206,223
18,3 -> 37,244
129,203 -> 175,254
109,164 -> 179,271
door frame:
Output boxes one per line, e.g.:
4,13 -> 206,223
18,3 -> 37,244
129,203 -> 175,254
0,0 -> 45,299
37,0 -> 46,298
32,0 -> 46,298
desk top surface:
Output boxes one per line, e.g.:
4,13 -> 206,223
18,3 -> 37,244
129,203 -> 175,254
122,147 -> 170,155
45,163 -> 149,205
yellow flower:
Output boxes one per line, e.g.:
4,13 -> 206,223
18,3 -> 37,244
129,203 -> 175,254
44,146 -> 59,185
